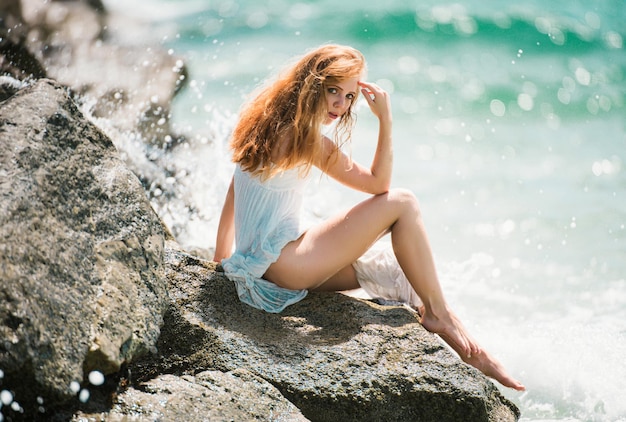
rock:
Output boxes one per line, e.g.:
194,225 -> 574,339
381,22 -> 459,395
14,0 -> 187,147
0,79 -> 168,416
126,245 -> 520,422
0,38 -> 47,82
0,0 -> 47,81
1,0 -> 188,156
73,369 -> 309,422
0,75 -> 29,102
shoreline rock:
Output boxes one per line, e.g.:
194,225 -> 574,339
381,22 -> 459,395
0,78 -> 169,419
126,245 -> 520,422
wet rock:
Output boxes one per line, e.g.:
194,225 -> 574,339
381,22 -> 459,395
1,0 -> 194,249
0,75 -> 28,102
126,244 -> 520,422
74,369 -> 309,422
0,79 -> 168,416
3,0 -> 187,148
0,38 -> 47,82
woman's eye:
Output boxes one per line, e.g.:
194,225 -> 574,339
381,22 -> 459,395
328,87 -> 337,94
346,93 -> 355,101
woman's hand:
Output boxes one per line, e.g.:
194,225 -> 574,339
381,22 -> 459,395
358,81 -> 392,122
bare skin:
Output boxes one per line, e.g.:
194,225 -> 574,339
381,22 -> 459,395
264,191 -> 524,391
264,189 -> 481,358
214,78 -> 525,391
436,315 -> 526,391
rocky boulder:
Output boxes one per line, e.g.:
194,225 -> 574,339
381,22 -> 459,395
0,79 -> 168,417
74,370 -> 309,421
119,245 -> 520,422
3,0 -> 187,147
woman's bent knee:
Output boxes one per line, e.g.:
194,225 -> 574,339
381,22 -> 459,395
387,188 -> 420,213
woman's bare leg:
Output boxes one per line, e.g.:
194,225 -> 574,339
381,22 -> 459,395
440,329 -> 526,391
311,264 -> 360,292
264,188 -> 478,356
309,262 -> 526,391
266,190 -> 525,389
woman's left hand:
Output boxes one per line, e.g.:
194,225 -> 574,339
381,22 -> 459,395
358,81 -> 392,122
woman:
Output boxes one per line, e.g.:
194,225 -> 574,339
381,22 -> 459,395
213,44 -> 524,391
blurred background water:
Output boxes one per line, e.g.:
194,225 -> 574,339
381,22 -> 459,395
105,1 -> 625,420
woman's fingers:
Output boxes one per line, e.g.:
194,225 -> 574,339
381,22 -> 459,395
358,81 -> 391,119
359,81 -> 383,102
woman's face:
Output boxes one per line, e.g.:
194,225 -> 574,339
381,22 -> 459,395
323,76 -> 359,125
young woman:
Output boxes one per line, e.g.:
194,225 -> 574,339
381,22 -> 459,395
213,44 -> 525,391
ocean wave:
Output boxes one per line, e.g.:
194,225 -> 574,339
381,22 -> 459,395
157,1 -> 625,54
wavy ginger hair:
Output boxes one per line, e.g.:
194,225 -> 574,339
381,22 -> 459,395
230,44 -> 366,179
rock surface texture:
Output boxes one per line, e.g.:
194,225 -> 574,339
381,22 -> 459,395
78,370 -> 309,422
134,247 -> 519,422
0,79 -> 168,417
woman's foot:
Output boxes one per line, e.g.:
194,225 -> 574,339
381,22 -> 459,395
417,305 -> 525,391
462,349 -> 526,391
418,305 -> 481,358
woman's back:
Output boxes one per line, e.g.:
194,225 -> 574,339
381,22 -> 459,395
221,164 -> 309,312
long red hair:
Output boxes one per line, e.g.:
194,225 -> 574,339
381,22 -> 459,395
230,44 -> 366,179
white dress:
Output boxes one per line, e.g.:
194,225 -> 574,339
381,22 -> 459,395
222,163 -> 423,313
222,164 -> 309,313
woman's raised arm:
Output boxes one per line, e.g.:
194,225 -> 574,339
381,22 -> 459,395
319,81 -> 393,195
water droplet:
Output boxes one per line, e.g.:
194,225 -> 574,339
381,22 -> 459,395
490,99 -> 506,117
0,390 -> 13,406
69,381 -> 81,394
88,371 -> 105,386
517,93 -> 534,111
575,67 -> 591,86
78,389 -> 90,403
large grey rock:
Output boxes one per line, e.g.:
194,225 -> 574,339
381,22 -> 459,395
6,0 -> 196,242
0,79 -> 168,413
128,245 -> 520,422
73,370 -> 309,422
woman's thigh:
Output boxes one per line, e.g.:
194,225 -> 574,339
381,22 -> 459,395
264,188 -> 416,290
309,263 -> 360,292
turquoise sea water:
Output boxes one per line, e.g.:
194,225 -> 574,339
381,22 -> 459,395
105,1 -> 625,420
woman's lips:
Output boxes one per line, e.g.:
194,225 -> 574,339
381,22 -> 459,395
328,112 -> 338,120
